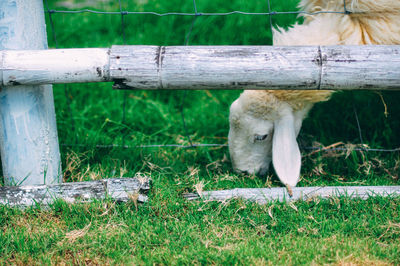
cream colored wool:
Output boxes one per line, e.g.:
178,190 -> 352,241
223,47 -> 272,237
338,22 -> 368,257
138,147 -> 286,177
229,0 -> 400,187
245,0 -> 400,112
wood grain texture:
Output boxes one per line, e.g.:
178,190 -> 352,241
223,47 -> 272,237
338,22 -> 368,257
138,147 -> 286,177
110,45 -> 160,89
0,177 -> 151,207
184,186 -> 400,204
111,45 -> 320,90
1,48 -> 110,86
320,46 -> 400,90
1,45 -> 400,90
103,45 -> 400,91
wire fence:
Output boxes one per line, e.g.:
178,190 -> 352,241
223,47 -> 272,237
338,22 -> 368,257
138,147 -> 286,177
44,0 -> 400,154
45,8 -> 353,16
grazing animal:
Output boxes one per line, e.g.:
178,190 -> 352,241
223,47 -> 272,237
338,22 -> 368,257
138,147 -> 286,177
228,0 -> 400,187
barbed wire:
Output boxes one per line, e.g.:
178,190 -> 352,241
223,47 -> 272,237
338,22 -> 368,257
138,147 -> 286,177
45,0 -> 399,155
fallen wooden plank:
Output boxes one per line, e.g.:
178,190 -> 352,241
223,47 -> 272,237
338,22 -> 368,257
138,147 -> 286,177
0,177 -> 151,207
184,186 -> 400,204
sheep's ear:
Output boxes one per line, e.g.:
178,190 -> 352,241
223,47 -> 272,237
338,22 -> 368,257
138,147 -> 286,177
272,112 -> 301,187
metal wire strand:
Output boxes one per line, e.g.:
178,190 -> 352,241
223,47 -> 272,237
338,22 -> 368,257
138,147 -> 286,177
117,0 -> 130,148
48,1 -> 399,155
45,0 -> 78,144
118,0 -> 127,44
45,9 -> 353,16
353,104 -> 364,144
266,0 -> 274,34
60,143 -> 400,153
44,0 -> 58,48
179,0 -> 199,148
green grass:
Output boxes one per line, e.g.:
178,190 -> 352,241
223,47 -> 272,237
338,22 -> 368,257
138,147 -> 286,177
1,194 -> 399,264
0,0 -> 399,264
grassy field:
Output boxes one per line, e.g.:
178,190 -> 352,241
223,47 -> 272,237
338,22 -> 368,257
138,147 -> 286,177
1,0 -> 400,264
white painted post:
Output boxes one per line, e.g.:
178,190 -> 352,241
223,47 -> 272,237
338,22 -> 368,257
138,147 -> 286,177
0,0 -> 61,185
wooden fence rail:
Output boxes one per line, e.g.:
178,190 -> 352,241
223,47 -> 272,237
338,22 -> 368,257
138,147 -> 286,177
0,177 -> 151,207
2,45 -> 400,91
184,186 -> 400,204
1,1 -> 398,199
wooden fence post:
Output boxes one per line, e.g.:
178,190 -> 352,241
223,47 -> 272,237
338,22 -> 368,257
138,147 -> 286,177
0,0 -> 61,185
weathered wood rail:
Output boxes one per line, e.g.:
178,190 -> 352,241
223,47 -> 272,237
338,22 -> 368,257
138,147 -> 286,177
0,177 -> 151,207
184,186 -> 400,204
1,45 -> 400,90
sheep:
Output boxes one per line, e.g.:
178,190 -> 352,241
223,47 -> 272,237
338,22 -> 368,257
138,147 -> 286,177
228,0 -> 400,188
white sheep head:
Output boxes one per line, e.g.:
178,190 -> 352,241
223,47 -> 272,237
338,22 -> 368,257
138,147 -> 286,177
228,90 -> 312,187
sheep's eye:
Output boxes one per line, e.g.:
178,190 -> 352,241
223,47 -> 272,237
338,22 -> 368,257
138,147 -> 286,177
254,134 -> 268,141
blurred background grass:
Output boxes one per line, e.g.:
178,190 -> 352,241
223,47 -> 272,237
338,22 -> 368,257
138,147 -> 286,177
44,0 -> 399,187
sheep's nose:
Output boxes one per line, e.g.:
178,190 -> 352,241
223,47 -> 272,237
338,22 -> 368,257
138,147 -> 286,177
234,168 -> 248,174
235,167 -> 267,176
257,167 -> 268,176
